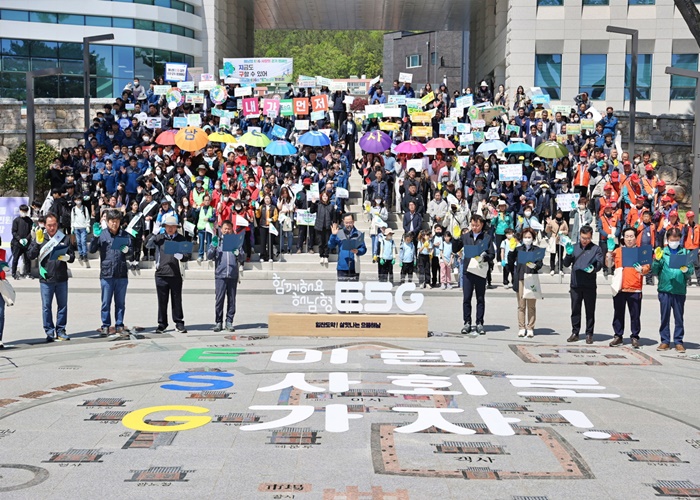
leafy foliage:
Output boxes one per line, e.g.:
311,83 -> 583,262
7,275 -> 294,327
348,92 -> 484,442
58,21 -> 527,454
255,30 -> 384,80
350,97 -> 368,112
0,141 -> 56,197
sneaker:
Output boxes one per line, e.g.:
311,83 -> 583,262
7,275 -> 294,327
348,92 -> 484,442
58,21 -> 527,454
559,271 -> 564,276
550,270 -> 555,276
108,331 -> 129,341
55,334 -> 70,341
324,257 -> 329,264
175,325 -> 188,334
631,337 -> 640,348
441,284 -> 447,290
45,336 -> 55,343
460,323 -> 472,335
98,327 -> 110,337
154,325 -> 167,334
0,341 -> 3,349
225,322 -> 235,332
197,257 -> 203,263
657,343 -> 670,351
486,284 -> 496,290
320,257 -> 324,265
675,343 -> 686,353
504,283 -> 512,289
518,329 -> 526,337
212,322 -> 223,332
526,330 -> 534,338
476,324 -> 485,335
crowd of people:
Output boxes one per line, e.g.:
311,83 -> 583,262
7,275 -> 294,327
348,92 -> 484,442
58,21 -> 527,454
0,76 -> 697,353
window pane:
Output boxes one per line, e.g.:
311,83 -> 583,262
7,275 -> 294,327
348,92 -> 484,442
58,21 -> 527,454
184,55 -> 194,67
171,25 -> 185,36
86,16 -> 112,27
535,54 -> 561,99
671,53 -> 698,100
134,47 -> 154,79
155,22 -> 171,33
3,56 -> 30,72
114,78 -> 131,97
172,0 -> 184,9
95,77 -> 113,97
583,0 -> 608,4
59,75 -> 83,98
579,54 -> 607,99
91,45 -> 112,77
31,58 -> 58,71
2,39 -> 29,56
58,14 -> 84,25
1,72 -> 27,100
537,0 -> 564,4
30,12 -> 58,23
135,20 -> 154,31
155,0 -> 170,6
60,59 -> 84,75
113,17 -> 134,28
629,0 -> 654,4
29,41 -> 58,58
113,46 -> 134,79
170,52 -> 185,63
35,75 -> 59,98
59,42 -> 83,60
153,49 -> 169,79
185,28 -> 194,38
185,3 -> 194,13
624,53 -> 652,100
134,0 -> 154,4
1,10 -> 29,22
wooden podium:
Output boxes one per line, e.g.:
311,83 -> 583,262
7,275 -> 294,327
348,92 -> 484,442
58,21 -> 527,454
268,313 -> 428,338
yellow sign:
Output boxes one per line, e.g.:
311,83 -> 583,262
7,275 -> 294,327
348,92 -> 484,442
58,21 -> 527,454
379,121 -> 400,132
420,91 -> 435,107
412,126 -> 432,138
122,405 -> 211,432
409,112 -> 432,123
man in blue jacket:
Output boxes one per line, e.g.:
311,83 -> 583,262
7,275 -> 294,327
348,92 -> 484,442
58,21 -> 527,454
598,106 -> 618,137
208,220 -> 246,332
89,210 -> 133,340
119,156 -> 143,201
328,213 -> 367,281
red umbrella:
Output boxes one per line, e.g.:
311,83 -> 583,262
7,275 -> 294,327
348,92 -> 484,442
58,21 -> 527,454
425,137 -> 455,149
155,129 -> 177,146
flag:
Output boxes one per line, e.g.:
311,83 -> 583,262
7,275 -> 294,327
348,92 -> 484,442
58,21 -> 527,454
268,224 -> 279,236
234,215 -> 249,228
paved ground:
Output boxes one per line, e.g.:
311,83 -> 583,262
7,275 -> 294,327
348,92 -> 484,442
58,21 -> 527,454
1,276 -> 700,499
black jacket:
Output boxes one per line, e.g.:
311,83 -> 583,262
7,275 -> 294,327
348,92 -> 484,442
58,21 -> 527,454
310,201 -> 337,231
27,231 -> 75,283
508,243 -> 544,293
562,241 -> 604,289
11,216 -> 33,242
454,230 -> 495,274
88,228 -> 133,279
145,232 -> 191,279
403,211 -> 423,236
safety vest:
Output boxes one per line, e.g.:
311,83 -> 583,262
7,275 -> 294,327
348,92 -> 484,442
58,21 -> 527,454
641,176 -> 657,195
600,212 -> 621,239
636,222 -> 655,247
573,164 -> 590,187
684,223 -> 700,250
626,206 -> 648,229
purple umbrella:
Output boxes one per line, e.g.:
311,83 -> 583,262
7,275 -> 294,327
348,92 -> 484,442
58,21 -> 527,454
359,131 -> 392,153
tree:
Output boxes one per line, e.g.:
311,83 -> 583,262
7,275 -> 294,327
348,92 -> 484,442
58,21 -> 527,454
674,0 -> 700,49
0,141 -> 57,198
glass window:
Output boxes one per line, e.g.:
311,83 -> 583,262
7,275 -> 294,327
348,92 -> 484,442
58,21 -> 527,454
30,12 -> 58,23
1,72 -> 27,100
671,53 -> 698,100
113,45 -> 134,79
629,0 -> 654,3
1,10 -> 29,22
95,77 -> 113,98
86,16 -> 112,27
430,52 -> 437,65
58,14 -> 84,25
2,56 -> 30,72
535,54 -> 561,99
155,22 -> 171,33
579,54 -> 607,99
134,0 -> 154,4
113,18 -> 134,28
624,53 -> 652,100
59,75 -> 83,97
35,75 -> 59,98
135,20 -> 154,31
31,58 -> 58,71
29,41 -> 58,58
60,60 -> 84,75
184,28 -> 194,38
184,55 -> 194,67
170,52 -> 185,63
582,0 -> 609,4
91,45 -> 113,77
406,54 -> 421,68
113,78 -> 131,97
172,0 -> 185,9
153,49 -> 170,79
171,25 -> 185,36
537,0 -> 564,5
185,3 -> 194,13
155,0 -> 170,6
58,42 -> 83,60
2,39 -> 29,57
134,47 -> 154,80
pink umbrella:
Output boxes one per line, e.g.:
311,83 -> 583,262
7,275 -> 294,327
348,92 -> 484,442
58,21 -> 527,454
425,137 -> 455,149
395,140 -> 427,154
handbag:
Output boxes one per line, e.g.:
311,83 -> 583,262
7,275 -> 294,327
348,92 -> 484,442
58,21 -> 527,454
523,273 -> 543,300
610,267 -> 623,297
466,257 -> 488,278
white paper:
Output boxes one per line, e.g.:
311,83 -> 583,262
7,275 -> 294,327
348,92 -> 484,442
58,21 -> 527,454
398,72 -> 413,83
235,86 -> 253,97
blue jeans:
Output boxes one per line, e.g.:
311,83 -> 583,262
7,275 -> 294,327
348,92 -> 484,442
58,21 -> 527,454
0,294 -> 5,341
40,281 -> 68,337
100,278 -> 128,328
658,292 -> 685,345
75,228 -> 88,257
198,230 -> 211,258
281,230 -> 293,253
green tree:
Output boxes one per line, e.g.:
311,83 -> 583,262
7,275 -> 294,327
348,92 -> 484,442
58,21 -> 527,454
0,141 -> 57,198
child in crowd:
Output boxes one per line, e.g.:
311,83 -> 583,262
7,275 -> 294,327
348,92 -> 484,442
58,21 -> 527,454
399,232 -> 416,283
377,228 -> 397,283
500,227 -> 516,288
417,230 -> 431,288
439,231 -> 454,289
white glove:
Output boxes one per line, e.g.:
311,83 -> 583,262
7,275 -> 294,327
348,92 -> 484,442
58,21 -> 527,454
526,262 -> 536,269
120,245 -> 129,254
20,238 -> 28,246
174,253 -> 183,260
57,254 -> 69,262
633,264 -> 643,274
473,256 -> 482,263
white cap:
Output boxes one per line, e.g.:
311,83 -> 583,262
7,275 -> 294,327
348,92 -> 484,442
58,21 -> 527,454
480,81 -> 488,87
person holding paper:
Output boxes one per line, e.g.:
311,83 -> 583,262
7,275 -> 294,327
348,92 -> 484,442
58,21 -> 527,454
256,194 -> 279,262
10,204 -> 33,279
124,200 -> 145,269
683,211 -> 700,286
208,220 -> 244,332
562,225 -> 604,344
508,228 -> 544,337
606,227 -> 651,348
652,228 -> 694,352
196,195 -> 216,263
145,215 -> 191,334
455,214 -> 495,335
311,190 -> 338,265
88,210 -> 133,339
27,213 -> 75,342
328,213 -> 367,281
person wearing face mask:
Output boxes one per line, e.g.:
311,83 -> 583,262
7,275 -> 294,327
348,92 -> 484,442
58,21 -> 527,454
70,196 -> 92,264
508,228 -> 543,337
652,227 -> 694,352
562,225 -> 604,344
10,204 -> 34,280
683,211 -> 700,286
545,210 -> 569,276
569,197 -> 594,245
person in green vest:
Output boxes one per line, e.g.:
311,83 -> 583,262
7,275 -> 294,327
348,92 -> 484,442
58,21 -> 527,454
197,194 -> 216,263
652,227 -> 694,353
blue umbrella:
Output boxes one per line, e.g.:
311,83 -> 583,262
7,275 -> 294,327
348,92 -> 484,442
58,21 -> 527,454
476,140 -> 506,153
264,140 -> 298,156
503,142 -> 535,154
298,130 -> 331,147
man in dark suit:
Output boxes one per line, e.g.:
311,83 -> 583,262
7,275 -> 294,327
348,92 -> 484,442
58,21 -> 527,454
403,201 -> 423,236
339,113 -> 358,165
525,125 -> 543,150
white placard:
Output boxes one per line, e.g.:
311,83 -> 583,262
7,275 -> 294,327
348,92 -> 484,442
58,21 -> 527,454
398,72 -> 413,83
235,86 -> 253,97
199,81 -> 216,91
165,63 -> 188,82
295,120 -> 310,130
180,81 -> 195,92
382,107 -> 402,118
556,193 -> 581,211
406,159 -> 423,171
498,163 -> 523,182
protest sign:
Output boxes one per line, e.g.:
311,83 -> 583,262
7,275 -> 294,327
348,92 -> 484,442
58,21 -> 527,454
406,159 -> 423,171
310,94 -> 329,112
506,124 -> 520,135
388,95 -> 406,105
165,62 -> 188,82
472,131 -> 485,142
499,163 -> 522,182
485,127 -> 500,140
412,126 -> 432,138
581,119 -> 595,131
553,105 -> 571,115
0,197 -> 28,262
439,123 -> 453,135
455,95 -> 473,108
365,104 -> 384,118
420,91 -> 435,107
209,85 -> 227,104
186,93 -> 204,104
242,97 -> 260,117
555,193 -> 581,211
222,58 -> 293,84
459,134 -> 474,145
280,99 -> 293,116
297,75 -> 316,88
310,110 -> 325,121
200,73 -> 214,82
262,99 -> 280,116
293,98 -> 309,115
199,80 -> 216,91
330,81 -> 348,92
295,120 -> 310,130
566,123 -> 581,135
187,114 -> 202,127
398,72 -> 413,83
379,121 -> 400,132
309,184 -> 320,202
472,119 -> 486,129
409,112 -> 431,123
220,117 -> 231,128
532,94 -> 550,105
316,76 -> 333,87
456,123 -> 471,134
180,81 -> 195,92
343,95 -> 355,105
450,107 -> 464,118
272,124 -> 287,138
173,117 -> 187,128
153,85 -> 171,95
235,86 -> 253,97
382,107 -> 402,118
146,117 -> 162,129
295,209 -> 316,226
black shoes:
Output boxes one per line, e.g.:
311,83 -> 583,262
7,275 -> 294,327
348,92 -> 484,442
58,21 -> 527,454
213,323 -> 223,332
461,323 -> 472,335
609,336 -> 623,347
586,334 -> 593,344
567,333 -> 579,342
175,324 -> 188,334
154,325 -> 167,334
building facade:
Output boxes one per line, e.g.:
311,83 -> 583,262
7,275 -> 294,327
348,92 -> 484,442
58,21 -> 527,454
383,31 -> 469,94
469,0 -> 699,115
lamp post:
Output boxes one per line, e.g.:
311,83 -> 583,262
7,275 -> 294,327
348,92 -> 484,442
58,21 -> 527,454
83,34 -> 115,130
606,26 -> 638,161
26,67 -> 63,199
665,66 -> 700,215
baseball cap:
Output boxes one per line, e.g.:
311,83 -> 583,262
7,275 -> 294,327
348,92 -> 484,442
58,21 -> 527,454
669,210 -> 678,217
657,180 -> 666,187
687,211 -> 695,219
604,183 -> 613,191
645,165 -> 654,172
661,195 -> 672,202
630,173 -> 639,183
302,178 -> 312,186
667,188 -> 676,196
610,171 -> 620,181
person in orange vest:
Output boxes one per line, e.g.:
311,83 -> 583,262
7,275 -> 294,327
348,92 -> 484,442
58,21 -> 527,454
617,160 -> 634,185
598,183 -> 620,216
626,195 -> 648,229
666,188 -> 679,209
572,160 -> 590,199
658,209 -> 684,247
609,170 -> 622,197
606,226 -> 651,348
683,211 -> 700,286
637,209 -> 656,286
598,201 -> 622,276
641,165 -> 658,199
652,180 -> 667,212
620,173 -> 647,216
